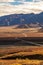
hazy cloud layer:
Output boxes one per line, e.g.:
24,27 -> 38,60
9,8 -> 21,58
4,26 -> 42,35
0,2 -> 43,16
0,0 -> 43,2
0,0 -> 14,2
0,0 -> 24,2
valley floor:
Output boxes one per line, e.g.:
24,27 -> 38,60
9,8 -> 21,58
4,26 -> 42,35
0,27 -> 43,38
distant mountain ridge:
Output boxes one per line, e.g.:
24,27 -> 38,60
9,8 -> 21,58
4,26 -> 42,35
0,12 -> 43,27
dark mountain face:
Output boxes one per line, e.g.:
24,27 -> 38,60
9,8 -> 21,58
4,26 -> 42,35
0,12 -> 43,26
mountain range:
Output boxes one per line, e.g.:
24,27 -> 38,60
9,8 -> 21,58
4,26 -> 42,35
0,12 -> 43,27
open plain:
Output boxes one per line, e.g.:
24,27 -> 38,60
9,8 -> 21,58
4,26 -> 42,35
0,27 -> 43,65
0,46 -> 43,65
0,27 -> 43,38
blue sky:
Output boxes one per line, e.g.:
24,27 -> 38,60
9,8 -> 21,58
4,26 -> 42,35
0,0 -> 33,5
0,0 -> 41,2
0,0 -> 35,2
0,0 -> 41,5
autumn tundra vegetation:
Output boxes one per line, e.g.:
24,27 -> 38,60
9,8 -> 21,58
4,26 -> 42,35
0,46 -> 43,65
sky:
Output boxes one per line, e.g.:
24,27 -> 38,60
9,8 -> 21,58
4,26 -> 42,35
0,0 -> 41,2
0,0 -> 43,16
0,0 -> 14,2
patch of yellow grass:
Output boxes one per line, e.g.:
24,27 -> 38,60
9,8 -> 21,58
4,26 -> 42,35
0,60 -> 43,65
11,63 -> 21,65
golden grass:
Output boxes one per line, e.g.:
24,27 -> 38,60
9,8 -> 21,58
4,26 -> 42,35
0,27 -> 43,38
0,59 -> 43,65
0,46 -> 43,55
0,46 -> 43,65
0,27 -> 43,65
0,46 -> 43,59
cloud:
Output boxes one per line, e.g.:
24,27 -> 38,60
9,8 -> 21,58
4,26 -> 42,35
0,0 -> 14,2
0,0 -> 27,2
0,2 -> 43,16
